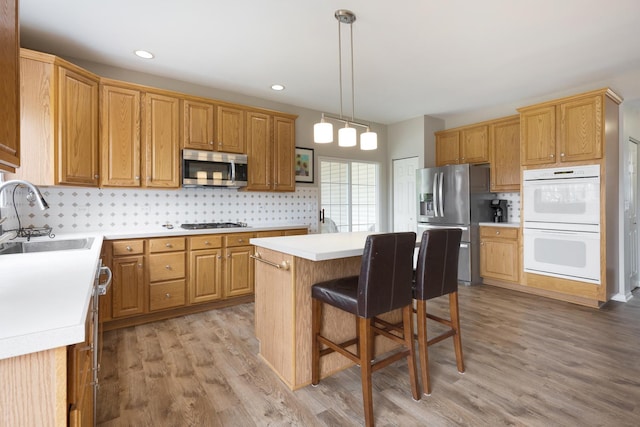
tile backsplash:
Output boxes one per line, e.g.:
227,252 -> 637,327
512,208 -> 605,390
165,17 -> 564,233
1,186 -> 319,234
495,192 -> 521,223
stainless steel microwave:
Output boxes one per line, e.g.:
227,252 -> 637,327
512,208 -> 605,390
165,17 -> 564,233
182,149 -> 248,188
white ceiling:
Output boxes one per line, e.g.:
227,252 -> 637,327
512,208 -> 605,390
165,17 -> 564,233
19,0 -> 640,125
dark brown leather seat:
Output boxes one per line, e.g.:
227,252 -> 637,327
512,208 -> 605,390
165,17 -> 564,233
311,232 -> 420,427
414,228 -> 464,395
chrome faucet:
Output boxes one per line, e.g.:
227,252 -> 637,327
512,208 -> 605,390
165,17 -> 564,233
0,179 -> 50,243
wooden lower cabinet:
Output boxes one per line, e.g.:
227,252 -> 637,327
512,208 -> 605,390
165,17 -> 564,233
102,228 -> 308,329
67,296 -> 95,426
480,226 -> 519,284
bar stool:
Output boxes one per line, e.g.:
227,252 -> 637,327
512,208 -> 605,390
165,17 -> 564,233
311,232 -> 420,427
414,228 -> 464,395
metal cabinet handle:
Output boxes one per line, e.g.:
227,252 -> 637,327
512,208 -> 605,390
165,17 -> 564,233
204,241 -> 210,245
496,231 -> 500,235
238,239 -> 244,243
165,243 -> 172,248
126,246 -> 132,251
165,265 -> 172,270
165,293 -> 171,298
217,255 -> 222,259
560,153 -> 565,157
250,252 -> 290,271
550,154 -> 555,158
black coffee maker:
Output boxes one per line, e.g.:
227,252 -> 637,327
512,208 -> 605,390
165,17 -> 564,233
490,199 -> 508,223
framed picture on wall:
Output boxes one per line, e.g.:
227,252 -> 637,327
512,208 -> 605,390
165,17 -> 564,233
295,147 -> 314,183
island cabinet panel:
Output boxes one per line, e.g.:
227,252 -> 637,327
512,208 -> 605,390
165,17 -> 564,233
253,248 -> 402,390
0,0 -> 20,172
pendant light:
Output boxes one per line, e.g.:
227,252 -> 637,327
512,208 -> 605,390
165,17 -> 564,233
313,9 -> 377,150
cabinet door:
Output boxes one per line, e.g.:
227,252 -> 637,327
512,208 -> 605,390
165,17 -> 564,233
111,255 -> 145,318
460,125 -> 489,164
520,106 -> 556,166
0,0 -> 20,172
480,238 -> 519,283
224,245 -> 255,297
557,95 -> 603,162
216,105 -> 245,153
246,111 -> 272,191
143,92 -> 180,188
189,249 -> 223,303
100,84 -> 141,187
58,66 -> 99,186
490,118 -> 520,192
435,131 -> 460,166
273,115 -> 295,191
67,301 -> 94,427
183,99 -> 215,150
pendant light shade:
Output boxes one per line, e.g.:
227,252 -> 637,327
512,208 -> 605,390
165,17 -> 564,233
360,127 -> 377,150
313,9 -> 377,150
338,123 -> 357,147
314,116 -> 333,143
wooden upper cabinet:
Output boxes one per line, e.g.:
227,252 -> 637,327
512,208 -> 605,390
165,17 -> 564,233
490,117 -> 520,192
57,66 -> 100,186
0,0 -> 20,172
460,125 -> 489,164
435,131 -> 460,166
246,110 -> 272,191
143,92 -> 180,188
557,95 -> 602,162
100,84 -> 141,187
217,105 -> 245,153
273,115 -> 295,191
520,105 -> 556,166
183,99 -> 215,150
519,90 -> 617,167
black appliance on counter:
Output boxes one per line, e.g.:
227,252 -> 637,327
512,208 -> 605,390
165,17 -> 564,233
180,222 -> 248,230
490,199 -> 508,223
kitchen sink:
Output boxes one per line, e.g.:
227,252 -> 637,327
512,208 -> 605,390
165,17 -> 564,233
0,237 -> 95,255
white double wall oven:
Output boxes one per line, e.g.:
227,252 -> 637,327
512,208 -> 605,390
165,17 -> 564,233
522,165 -> 601,284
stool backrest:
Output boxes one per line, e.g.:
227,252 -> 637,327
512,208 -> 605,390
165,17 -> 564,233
357,232 -> 416,318
415,228 -> 462,301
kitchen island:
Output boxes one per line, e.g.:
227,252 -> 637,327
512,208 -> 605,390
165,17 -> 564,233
250,231 -> 403,390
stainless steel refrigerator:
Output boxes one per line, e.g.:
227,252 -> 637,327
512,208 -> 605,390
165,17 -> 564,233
416,163 -> 493,285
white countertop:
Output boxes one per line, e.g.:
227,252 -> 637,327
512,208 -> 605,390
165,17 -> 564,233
102,223 -> 309,239
479,222 -> 520,228
251,231 -> 377,261
0,233 -> 103,360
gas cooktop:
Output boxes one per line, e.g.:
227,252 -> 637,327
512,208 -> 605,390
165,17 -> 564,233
180,222 -> 248,230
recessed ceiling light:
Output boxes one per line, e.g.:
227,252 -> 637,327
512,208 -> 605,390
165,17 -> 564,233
271,84 -> 285,91
134,50 -> 154,59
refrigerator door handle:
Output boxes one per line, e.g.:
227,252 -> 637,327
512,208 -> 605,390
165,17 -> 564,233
433,172 -> 439,218
438,172 -> 445,217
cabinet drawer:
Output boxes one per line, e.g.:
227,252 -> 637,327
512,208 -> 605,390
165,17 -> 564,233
190,235 -> 223,250
149,252 -> 185,282
224,232 -> 255,247
149,279 -> 186,311
480,227 -> 519,239
149,237 -> 186,253
112,239 -> 144,256
284,228 -> 308,236
255,230 -> 283,238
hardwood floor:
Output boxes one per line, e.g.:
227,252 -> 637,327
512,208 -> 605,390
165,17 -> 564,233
97,285 -> 640,426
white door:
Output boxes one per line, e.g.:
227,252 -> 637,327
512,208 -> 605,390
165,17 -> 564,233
393,157 -> 419,232
627,138 -> 639,289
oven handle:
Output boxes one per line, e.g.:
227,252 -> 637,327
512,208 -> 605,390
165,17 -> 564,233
523,177 -> 600,187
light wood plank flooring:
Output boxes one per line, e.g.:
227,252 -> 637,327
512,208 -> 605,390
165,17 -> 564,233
97,285 -> 640,426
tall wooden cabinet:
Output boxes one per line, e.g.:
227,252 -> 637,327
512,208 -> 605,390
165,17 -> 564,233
246,111 -> 296,192
9,49 -> 100,186
0,0 -> 20,172
489,116 -> 520,192
143,91 -> 181,187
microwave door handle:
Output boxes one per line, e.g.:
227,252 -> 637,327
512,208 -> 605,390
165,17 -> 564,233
438,172 -> 444,217
230,161 -> 236,182
433,172 -> 438,217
